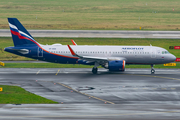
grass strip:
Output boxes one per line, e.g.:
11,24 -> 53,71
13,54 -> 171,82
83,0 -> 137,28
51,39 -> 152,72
0,85 -> 58,104
0,63 -> 179,69
0,0 -> 180,30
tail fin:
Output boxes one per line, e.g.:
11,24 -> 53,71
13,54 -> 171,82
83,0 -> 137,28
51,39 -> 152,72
8,18 -> 39,47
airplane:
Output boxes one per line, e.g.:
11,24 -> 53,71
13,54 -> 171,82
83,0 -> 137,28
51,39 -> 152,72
4,18 -> 176,74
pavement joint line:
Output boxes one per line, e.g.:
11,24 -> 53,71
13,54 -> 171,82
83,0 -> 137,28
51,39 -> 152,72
1,110 -> 180,118
57,83 -> 115,104
130,88 -> 175,90
36,70 -> 40,75
132,74 -> 180,81
55,69 -> 60,75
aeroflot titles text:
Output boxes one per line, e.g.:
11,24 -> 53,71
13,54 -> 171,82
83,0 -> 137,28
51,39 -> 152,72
122,48 -> 144,50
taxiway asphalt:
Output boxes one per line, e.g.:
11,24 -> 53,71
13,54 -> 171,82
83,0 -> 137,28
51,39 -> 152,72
1,29 -> 180,38
0,68 -> 180,120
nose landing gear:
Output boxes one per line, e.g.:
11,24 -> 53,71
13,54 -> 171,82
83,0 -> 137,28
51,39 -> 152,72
151,64 -> 155,74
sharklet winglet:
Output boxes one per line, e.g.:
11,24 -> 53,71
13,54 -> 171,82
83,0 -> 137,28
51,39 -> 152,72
71,39 -> 77,45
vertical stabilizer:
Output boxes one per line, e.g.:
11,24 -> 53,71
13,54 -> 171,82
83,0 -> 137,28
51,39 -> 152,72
8,18 -> 39,47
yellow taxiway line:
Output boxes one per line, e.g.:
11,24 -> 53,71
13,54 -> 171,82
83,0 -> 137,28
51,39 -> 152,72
55,69 -> 60,75
36,70 -> 40,75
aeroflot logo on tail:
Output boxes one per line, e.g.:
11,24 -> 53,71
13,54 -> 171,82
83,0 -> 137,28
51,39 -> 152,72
9,23 -> 35,42
122,48 -> 144,50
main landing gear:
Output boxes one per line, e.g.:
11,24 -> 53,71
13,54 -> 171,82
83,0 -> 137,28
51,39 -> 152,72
92,62 -> 99,74
92,67 -> 98,74
151,64 -> 155,74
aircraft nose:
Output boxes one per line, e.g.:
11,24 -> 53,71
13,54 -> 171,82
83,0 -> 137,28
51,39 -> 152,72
170,54 -> 176,62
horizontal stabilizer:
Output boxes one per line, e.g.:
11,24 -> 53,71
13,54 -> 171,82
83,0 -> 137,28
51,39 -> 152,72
6,48 -> 29,54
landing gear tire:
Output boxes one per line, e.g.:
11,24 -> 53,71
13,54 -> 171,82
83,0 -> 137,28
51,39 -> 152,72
151,69 -> 155,74
151,64 -> 155,74
92,67 -> 98,74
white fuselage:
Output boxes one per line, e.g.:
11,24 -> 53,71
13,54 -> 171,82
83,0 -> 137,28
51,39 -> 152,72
41,44 -> 176,64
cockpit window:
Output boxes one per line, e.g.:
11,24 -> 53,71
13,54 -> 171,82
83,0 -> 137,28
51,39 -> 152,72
162,51 -> 169,54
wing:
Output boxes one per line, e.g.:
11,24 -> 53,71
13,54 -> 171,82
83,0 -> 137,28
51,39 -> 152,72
67,45 -> 125,64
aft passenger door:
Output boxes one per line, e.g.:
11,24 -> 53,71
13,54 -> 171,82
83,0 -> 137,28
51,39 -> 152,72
38,47 -> 43,57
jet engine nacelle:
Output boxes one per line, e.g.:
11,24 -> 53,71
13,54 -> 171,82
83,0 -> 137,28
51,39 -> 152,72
105,60 -> 125,71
